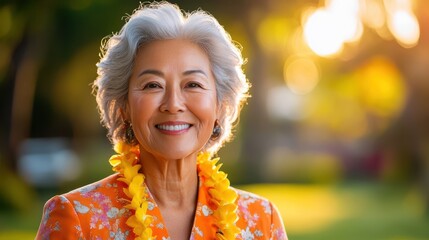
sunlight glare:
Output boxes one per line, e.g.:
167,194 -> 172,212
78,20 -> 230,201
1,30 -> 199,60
303,9 -> 344,56
389,9 -> 420,47
326,0 -> 362,42
303,0 -> 363,57
302,0 -> 420,58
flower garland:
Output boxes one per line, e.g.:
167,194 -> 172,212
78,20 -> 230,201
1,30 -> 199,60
197,152 -> 240,239
109,141 -> 240,239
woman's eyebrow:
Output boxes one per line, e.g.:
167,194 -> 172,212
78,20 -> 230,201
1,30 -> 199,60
138,69 -> 207,77
138,69 -> 164,77
183,69 -> 208,77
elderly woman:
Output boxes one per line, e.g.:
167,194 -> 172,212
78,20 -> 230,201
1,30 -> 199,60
36,2 -> 287,240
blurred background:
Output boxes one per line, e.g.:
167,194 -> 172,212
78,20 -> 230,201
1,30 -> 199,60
1,0 -> 428,239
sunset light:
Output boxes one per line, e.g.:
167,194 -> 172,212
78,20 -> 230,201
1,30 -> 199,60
303,8 -> 344,57
302,0 -> 420,57
389,9 -> 420,47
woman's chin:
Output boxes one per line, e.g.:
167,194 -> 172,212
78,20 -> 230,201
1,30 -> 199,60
143,147 -> 200,162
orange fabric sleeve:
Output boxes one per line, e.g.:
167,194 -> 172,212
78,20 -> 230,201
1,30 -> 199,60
35,195 -> 85,240
270,201 -> 288,240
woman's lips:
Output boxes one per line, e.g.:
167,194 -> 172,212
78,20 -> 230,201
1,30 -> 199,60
155,122 -> 192,134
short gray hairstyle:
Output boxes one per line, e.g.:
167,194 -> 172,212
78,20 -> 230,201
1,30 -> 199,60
93,1 -> 250,153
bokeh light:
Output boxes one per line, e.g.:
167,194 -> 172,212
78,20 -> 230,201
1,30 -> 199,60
284,56 -> 319,94
388,9 -> 420,47
356,56 -> 407,119
303,0 -> 363,57
303,8 -> 344,56
361,0 -> 386,30
326,0 -> 362,43
303,0 -> 420,57
257,16 -> 291,53
266,86 -> 307,121
302,56 -> 407,141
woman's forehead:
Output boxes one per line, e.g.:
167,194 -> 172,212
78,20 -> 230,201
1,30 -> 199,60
133,39 -> 212,74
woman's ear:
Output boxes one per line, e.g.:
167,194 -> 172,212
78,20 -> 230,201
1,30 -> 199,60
120,107 -> 129,122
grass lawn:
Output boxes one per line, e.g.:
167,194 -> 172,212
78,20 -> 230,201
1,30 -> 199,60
1,182 -> 428,239
241,183 -> 429,240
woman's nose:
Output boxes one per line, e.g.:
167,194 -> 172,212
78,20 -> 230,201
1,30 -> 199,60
159,86 -> 185,113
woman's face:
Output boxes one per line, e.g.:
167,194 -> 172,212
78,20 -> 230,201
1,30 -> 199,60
127,39 -> 218,160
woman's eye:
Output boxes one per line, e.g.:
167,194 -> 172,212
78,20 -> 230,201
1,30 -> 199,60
143,82 -> 161,89
186,82 -> 202,88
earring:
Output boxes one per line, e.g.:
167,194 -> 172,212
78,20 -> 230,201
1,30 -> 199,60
211,121 -> 221,140
124,120 -> 136,144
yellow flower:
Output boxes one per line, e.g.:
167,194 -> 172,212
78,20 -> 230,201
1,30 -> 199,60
212,171 -> 227,183
221,188 -> 238,204
216,233 -> 227,240
197,152 -> 240,239
113,141 -> 131,154
111,141 -> 154,239
109,154 -> 122,167
136,205 -> 152,226
126,215 -> 142,233
123,164 -> 142,184
198,162 -> 214,176
139,227 -> 154,240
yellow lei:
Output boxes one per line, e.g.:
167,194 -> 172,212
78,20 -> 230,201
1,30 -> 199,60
108,141 -> 240,239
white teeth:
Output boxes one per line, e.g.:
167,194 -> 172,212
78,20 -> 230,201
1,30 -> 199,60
157,124 -> 190,131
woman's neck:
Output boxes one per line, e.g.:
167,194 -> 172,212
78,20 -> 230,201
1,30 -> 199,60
139,150 -> 199,209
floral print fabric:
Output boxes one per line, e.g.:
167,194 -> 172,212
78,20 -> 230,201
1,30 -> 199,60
36,174 -> 287,240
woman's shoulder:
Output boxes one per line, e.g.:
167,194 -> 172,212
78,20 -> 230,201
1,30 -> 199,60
44,173 -> 126,212
58,173 -> 126,208
233,187 -> 274,216
37,174 -> 131,239
232,187 -> 288,239
65,173 -> 123,196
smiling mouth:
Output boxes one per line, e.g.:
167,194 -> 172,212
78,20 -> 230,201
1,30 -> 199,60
155,123 -> 192,131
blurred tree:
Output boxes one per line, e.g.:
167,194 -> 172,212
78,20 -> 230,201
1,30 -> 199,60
1,1 -> 52,170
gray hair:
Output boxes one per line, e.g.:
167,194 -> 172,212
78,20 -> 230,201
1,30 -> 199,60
93,1 -> 250,153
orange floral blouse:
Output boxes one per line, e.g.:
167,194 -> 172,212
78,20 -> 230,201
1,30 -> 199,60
36,174 -> 287,240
